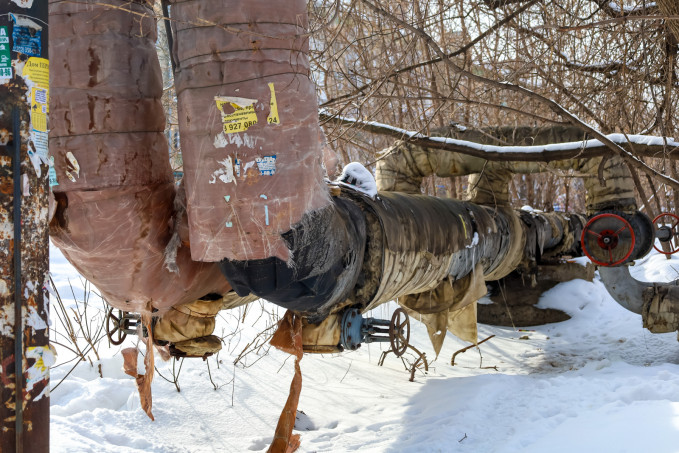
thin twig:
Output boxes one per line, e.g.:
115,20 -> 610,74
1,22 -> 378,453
451,335 -> 496,366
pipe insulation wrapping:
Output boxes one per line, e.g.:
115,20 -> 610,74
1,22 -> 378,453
220,185 -> 580,322
169,0 -> 331,262
376,126 -> 638,214
48,0 -> 231,315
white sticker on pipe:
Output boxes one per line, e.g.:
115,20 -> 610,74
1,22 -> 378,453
209,156 -> 237,185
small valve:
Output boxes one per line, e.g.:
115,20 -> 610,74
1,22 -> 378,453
653,212 -> 679,255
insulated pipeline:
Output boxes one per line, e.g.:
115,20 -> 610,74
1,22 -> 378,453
169,0 -> 331,263
48,0 -> 231,314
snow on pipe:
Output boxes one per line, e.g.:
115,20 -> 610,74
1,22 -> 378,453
375,127 -> 638,214
48,0 -> 231,316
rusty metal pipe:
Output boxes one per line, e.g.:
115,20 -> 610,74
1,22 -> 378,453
12,108 -> 24,453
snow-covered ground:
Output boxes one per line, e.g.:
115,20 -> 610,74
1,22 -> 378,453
49,243 -> 679,453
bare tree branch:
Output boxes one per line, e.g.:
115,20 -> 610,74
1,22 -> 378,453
320,111 -> 679,162
359,0 -> 679,190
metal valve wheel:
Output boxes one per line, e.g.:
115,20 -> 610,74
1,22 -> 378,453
106,307 -> 128,345
581,213 -> 636,267
653,212 -> 679,255
389,308 -> 411,357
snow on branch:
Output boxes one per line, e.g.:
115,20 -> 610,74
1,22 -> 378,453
320,110 -> 679,163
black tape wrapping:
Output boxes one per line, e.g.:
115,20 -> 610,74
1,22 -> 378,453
219,197 -> 366,320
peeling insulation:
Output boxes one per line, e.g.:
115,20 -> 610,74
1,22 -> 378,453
169,0 -> 331,262
48,0 -> 231,315
338,191 -> 507,312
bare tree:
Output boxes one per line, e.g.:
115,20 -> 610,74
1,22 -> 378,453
310,0 -> 679,210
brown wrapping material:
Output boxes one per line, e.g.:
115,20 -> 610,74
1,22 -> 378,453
301,315 -> 342,354
173,336 -> 223,356
401,264 -> 484,355
121,315 -> 155,421
49,0 -> 232,315
153,299 -> 222,343
642,286 -> 679,334
579,156 -> 637,213
483,207 -> 527,281
49,0 -> 170,191
269,311 -> 304,453
170,0 -> 330,262
447,302 -> 478,345
221,292 -> 260,310
50,185 -> 231,315
352,192 -> 505,312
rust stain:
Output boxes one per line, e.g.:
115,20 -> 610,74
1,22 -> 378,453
1,354 -> 14,386
87,47 -> 100,87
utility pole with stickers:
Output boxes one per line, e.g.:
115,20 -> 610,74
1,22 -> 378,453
0,1 -> 51,452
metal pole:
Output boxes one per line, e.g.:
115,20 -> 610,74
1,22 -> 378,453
13,108 -> 24,452
0,1 -> 50,451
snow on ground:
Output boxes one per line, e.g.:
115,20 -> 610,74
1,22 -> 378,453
49,242 -> 679,453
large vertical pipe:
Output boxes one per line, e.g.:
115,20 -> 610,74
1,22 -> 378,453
48,0 -> 231,316
169,0 -> 331,263
0,1 -> 50,451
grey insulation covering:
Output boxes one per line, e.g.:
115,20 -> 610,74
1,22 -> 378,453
170,0 -> 330,262
48,0 -> 231,315
348,192 -> 509,311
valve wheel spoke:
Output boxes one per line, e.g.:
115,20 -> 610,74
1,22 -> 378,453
106,307 -> 128,346
581,213 -> 636,267
389,308 -> 410,357
653,213 -> 679,255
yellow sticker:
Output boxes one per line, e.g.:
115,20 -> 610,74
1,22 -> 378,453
31,87 -> 48,131
23,57 -> 49,88
267,82 -> 280,125
24,58 -> 49,132
215,96 -> 258,134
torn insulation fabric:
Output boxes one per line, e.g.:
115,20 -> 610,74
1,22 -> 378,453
169,0 -> 331,262
48,0 -> 232,316
220,198 -> 366,322
121,315 -> 155,421
268,311 -> 304,453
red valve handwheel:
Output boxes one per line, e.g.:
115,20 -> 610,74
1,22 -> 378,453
581,213 -> 636,267
652,212 -> 679,255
